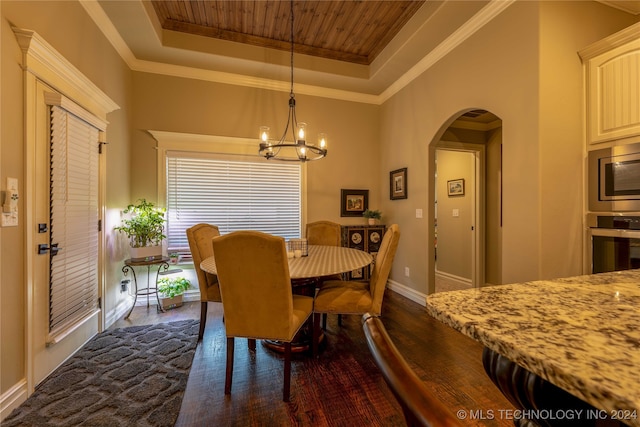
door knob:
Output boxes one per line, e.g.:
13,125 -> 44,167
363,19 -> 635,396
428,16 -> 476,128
38,243 -> 62,256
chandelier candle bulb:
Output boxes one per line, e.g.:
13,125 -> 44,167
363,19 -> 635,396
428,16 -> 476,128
297,122 -> 306,142
260,126 -> 270,142
318,133 -> 327,149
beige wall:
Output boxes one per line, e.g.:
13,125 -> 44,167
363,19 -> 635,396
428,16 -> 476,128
378,1 -> 637,294
130,72 -> 381,224
435,149 -> 474,280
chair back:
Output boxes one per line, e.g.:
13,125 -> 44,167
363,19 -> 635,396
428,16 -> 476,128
368,224 -> 400,314
306,221 -> 342,246
211,230 -> 296,341
186,223 -> 221,302
362,313 -> 462,427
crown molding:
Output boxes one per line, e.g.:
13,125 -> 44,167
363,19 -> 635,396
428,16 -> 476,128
12,27 -> 119,118
81,0 -> 513,106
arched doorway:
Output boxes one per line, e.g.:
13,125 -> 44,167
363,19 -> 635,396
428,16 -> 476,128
429,109 -> 502,293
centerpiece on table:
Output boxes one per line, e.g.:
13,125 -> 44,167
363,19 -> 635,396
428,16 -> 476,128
157,276 -> 191,310
114,198 -> 166,260
363,209 -> 382,225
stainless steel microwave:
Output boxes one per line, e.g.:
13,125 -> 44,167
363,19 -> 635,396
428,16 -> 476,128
588,142 -> 640,212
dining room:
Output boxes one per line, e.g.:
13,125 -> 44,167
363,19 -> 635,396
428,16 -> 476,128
2,0 -> 639,424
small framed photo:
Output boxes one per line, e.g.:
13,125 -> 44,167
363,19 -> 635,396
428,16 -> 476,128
447,179 -> 465,196
341,189 -> 369,217
390,168 -> 407,200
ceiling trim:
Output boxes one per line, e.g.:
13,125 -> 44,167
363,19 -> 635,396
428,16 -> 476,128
81,0 -> 513,106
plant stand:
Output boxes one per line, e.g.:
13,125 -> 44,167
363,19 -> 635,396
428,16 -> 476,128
122,256 -> 170,319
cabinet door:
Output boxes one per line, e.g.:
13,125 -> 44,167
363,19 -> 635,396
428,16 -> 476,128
366,227 -> 385,253
585,37 -> 640,144
346,228 -> 366,251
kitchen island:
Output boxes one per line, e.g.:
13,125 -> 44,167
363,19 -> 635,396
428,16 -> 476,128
426,269 -> 640,426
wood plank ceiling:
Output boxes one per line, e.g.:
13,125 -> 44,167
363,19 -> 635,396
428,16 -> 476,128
150,1 -> 425,65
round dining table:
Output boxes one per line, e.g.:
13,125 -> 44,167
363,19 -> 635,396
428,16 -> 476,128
200,244 -> 373,353
199,244 -> 373,279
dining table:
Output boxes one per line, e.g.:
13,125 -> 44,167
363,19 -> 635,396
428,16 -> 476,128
200,244 -> 373,352
426,269 -> 640,427
200,243 -> 373,281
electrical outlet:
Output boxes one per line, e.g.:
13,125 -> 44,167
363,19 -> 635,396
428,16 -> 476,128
404,267 -> 410,277
120,279 -> 130,293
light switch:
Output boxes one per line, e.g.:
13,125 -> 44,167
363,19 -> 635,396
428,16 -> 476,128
416,208 -> 423,218
1,177 -> 19,227
452,209 -> 459,217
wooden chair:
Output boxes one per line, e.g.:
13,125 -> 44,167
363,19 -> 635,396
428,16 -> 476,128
186,223 -> 222,340
312,224 -> 400,356
362,313 -> 463,427
211,230 -> 314,402
305,220 -> 342,246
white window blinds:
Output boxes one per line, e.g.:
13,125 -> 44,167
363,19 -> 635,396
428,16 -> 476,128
49,105 -> 99,333
166,153 -> 302,252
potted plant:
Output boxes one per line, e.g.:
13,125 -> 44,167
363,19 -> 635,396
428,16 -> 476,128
363,209 -> 382,225
157,276 -> 191,310
114,199 -> 166,260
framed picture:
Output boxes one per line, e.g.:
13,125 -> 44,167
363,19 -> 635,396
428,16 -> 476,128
447,179 -> 465,196
341,189 -> 369,217
390,168 -> 407,200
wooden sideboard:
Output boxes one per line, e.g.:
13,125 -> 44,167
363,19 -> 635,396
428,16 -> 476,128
341,224 -> 386,280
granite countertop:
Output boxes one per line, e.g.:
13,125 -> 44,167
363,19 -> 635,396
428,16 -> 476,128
426,269 -> 640,424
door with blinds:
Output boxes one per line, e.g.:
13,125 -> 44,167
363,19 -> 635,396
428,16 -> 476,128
31,83 -> 102,386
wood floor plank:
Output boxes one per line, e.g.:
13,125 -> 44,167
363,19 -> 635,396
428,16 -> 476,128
110,290 -> 514,426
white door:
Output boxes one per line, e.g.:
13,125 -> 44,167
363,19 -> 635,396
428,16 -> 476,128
29,80 -> 100,389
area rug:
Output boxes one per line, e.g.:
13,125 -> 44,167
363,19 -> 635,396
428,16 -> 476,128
4,319 -> 199,427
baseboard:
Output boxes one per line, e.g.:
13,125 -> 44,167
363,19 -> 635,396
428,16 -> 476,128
435,270 -> 472,287
0,379 -> 27,422
104,294 -> 137,329
387,280 -> 426,307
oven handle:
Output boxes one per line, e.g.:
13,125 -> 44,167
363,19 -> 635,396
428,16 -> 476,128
589,228 -> 640,239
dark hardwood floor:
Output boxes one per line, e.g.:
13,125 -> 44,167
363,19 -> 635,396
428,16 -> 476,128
110,290 -> 514,426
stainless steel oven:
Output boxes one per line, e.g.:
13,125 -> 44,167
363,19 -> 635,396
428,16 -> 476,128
588,142 -> 640,212
588,214 -> 640,273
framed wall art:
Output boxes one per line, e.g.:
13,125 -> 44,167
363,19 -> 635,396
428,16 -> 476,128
390,168 -> 407,200
341,189 -> 369,217
447,178 -> 465,196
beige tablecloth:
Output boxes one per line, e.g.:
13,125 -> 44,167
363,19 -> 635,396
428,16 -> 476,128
200,244 -> 372,279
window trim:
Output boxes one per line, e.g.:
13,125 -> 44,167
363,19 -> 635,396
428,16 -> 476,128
151,130 -> 308,238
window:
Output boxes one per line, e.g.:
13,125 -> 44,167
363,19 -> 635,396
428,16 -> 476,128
166,151 -> 302,253
49,102 -> 100,334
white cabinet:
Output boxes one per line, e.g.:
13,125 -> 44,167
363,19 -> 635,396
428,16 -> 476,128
579,23 -> 640,145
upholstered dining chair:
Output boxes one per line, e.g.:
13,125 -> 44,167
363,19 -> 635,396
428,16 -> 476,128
312,224 -> 400,356
211,230 -> 314,402
186,223 -> 222,340
305,220 -> 342,247
305,220 -> 344,326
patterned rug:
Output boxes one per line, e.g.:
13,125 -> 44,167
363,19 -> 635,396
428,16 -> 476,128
4,320 -> 199,427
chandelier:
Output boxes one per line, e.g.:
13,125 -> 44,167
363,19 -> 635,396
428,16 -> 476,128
258,1 -> 327,162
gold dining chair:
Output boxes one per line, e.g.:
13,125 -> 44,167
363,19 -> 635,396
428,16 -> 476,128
312,224 -> 400,356
211,230 -> 314,402
305,220 -> 342,247
186,223 -> 222,340
306,220 -> 344,327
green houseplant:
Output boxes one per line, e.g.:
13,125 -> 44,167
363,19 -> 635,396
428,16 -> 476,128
114,199 -> 166,260
157,276 -> 191,310
363,209 -> 382,225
